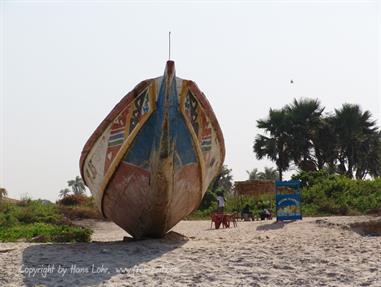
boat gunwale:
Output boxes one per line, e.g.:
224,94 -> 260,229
186,80 -> 226,165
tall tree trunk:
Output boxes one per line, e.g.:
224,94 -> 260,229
347,153 -> 353,178
346,144 -> 355,178
328,160 -> 335,173
338,156 -> 346,175
355,168 -> 366,180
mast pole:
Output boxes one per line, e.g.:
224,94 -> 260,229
169,31 -> 171,60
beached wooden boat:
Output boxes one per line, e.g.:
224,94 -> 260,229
80,61 -> 225,238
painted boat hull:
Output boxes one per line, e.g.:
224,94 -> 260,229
80,61 -> 225,238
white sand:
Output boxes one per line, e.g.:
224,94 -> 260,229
0,216 -> 380,287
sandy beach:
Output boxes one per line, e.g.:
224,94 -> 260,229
0,216 -> 380,287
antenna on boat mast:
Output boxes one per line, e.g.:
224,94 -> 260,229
169,31 -> 171,60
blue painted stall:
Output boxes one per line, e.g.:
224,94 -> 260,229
275,180 -> 302,221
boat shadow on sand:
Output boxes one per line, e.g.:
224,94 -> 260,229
21,232 -> 187,287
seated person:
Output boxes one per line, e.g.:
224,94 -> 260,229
241,204 -> 254,221
260,208 -> 272,220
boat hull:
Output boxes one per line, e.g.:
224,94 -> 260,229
80,61 -> 225,238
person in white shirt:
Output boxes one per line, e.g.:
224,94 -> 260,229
216,193 -> 225,213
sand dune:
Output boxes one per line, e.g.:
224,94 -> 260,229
0,216 -> 380,286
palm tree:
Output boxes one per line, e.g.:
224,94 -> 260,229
59,188 -> 71,198
217,165 -> 233,194
312,115 -> 339,172
258,167 -> 279,180
285,98 -> 324,171
246,168 -> 260,180
332,104 -> 378,178
354,131 -> 381,179
254,108 -> 291,180
67,176 -> 86,195
247,167 -> 279,180
202,165 -> 233,210
0,187 -> 7,202
368,131 -> 381,178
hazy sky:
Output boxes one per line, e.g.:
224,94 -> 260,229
1,0 -> 380,201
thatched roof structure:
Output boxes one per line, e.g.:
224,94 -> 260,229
234,180 -> 275,198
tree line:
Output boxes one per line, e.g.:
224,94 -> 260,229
254,98 -> 381,180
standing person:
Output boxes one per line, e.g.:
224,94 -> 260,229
216,192 -> 225,213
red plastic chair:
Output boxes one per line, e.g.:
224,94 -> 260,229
211,213 -> 234,229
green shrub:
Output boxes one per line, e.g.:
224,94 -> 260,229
292,169 -> 335,188
0,213 -> 18,227
58,206 -> 103,220
57,194 -> 89,206
297,171 -> 381,216
51,226 -> 93,243
17,195 -> 32,206
0,223 -> 92,242
9,200 -> 62,225
0,200 -> 93,242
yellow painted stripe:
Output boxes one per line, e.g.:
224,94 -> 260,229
179,80 -> 205,199
99,82 -> 157,217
